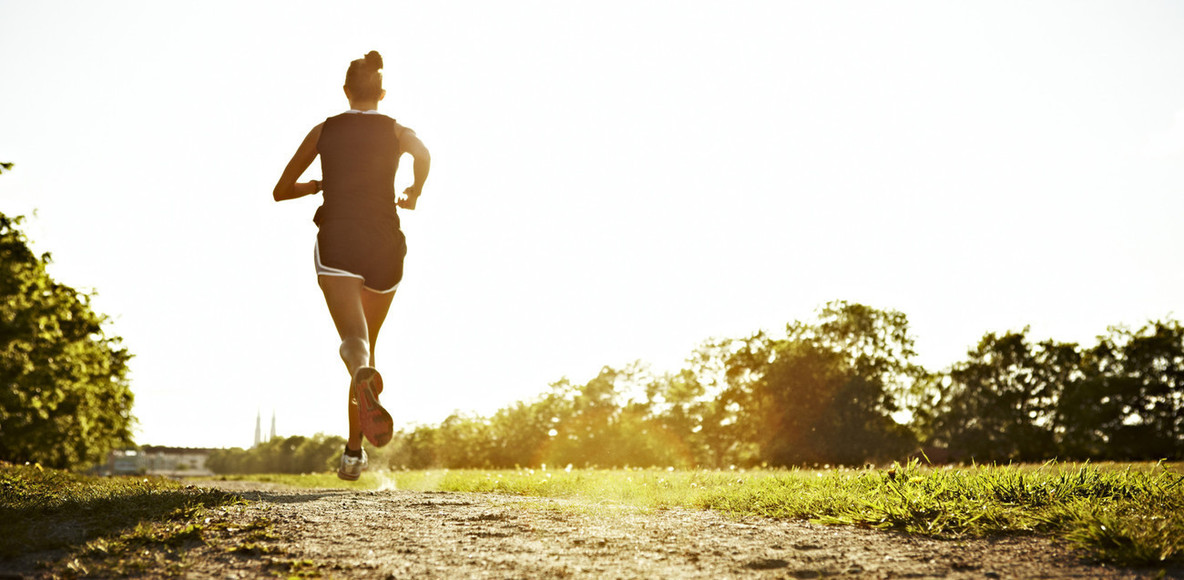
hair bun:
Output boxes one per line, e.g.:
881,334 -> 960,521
364,51 -> 383,71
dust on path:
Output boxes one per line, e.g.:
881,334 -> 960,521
176,480 -> 1183,579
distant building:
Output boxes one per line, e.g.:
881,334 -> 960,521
254,409 -> 279,448
106,449 -> 143,475
254,410 -> 263,447
101,446 -> 217,477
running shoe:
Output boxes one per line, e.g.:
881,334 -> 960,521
353,366 -> 393,447
337,448 -> 368,481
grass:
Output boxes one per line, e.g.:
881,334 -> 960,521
219,460 -> 1184,568
0,461 -> 243,576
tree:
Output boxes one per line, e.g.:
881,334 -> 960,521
641,368 -> 712,467
927,320 -> 1184,462
926,330 -> 1070,461
679,339 -> 747,467
0,213 -> 135,469
1060,321 -> 1184,459
483,389 -> 571,468
720,301 -> 919,466
435,412 -> 496,468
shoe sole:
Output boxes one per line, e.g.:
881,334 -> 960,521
354,367 -> 393,448
337,468 -> 361,481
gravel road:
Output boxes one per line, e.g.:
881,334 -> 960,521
172,481 -> 1179,579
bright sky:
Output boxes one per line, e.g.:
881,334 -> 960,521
2,1 -> 1182,449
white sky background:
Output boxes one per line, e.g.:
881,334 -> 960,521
2,1 -> 1182,448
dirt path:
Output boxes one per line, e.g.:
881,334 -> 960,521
170,481 -> 1180,579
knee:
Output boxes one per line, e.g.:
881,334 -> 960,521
339,337 -> 370,355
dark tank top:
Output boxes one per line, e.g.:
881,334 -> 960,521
313,111 -> 401,226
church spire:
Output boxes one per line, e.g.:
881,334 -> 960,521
253,410 -> 262,448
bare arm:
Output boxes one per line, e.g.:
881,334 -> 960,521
395,123 -> 431,209
273,124 -> 324,202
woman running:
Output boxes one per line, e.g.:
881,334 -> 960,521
272,50 -> 431,480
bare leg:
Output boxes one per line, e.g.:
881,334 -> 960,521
319,275 -> 397,451
318,275 -> 370,375
362,287 -> 396,365
349,288 -> 396,447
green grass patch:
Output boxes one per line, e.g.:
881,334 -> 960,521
222,461 -> 1184,568
0,461 -> 243,575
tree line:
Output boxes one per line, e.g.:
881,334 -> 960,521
364,302 -> 1182,470
205,433 -> 346,474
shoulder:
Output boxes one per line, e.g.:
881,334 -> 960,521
382,114 -> 400,132
306,121 -> 326,142
301,122 -> 325,145
393,120 -> 416,139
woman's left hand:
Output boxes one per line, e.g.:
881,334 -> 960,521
398,187 -> 420,210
